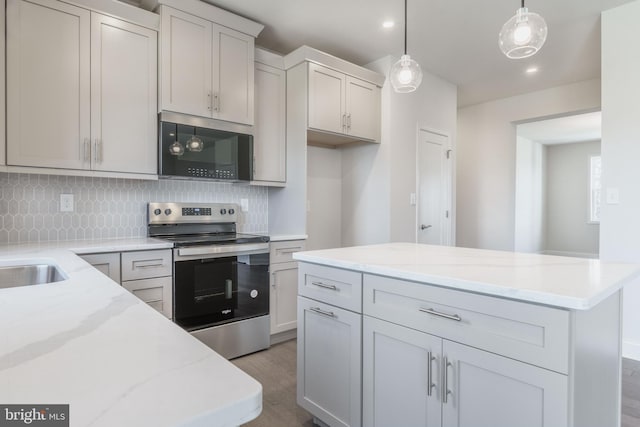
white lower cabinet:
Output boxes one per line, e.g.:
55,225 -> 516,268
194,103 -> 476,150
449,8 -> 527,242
363,316 -> 568,427
80,252 -> 121,283
297,296 -> 361,427
270,261 -> 298,334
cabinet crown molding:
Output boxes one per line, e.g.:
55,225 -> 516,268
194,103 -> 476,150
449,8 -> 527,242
140,0 -> 264,37
284,45 -> 385,87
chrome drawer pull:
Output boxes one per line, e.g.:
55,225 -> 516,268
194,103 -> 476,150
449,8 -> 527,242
311,281 -> 338,291
419,308 -> 462,322
309,307 -> 336,318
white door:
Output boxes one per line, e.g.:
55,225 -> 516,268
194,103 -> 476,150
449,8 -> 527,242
297,296 -> 361,427
346,76 -> 380,142
213,25 -> 254,125
7,0 -> 90,170
417,129 -> 452,245
91,13 -> 157,174
270,262 -> 298,334
442,340 -> 568,427
160,6 -> 212,117
363,316 -> 443,427
308,63 -> 346,135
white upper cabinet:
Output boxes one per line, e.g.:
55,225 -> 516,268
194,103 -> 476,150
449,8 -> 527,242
254,59 -> 286,184
91,14 -> 157,174
308,63 -> 346,135
6,0 -> 158,176
7,0 -> 90,170
346,76 -> 380,142
159,4 -> 258,126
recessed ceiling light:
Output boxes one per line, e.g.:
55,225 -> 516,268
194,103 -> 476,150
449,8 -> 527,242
526,66 -> 539,74
382,21 -> 395,29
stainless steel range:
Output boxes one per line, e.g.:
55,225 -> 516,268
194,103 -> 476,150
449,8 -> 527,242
148,202 -> 270,359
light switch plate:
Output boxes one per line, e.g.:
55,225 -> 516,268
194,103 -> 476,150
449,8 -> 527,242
410,193 -> 416,206
606,188 -> 620,205
60,194 -> 74,212
240,198 -> 249,212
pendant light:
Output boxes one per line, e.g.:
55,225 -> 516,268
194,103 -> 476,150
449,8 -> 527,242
390,0 -> 422,93
499,0 -> 548,59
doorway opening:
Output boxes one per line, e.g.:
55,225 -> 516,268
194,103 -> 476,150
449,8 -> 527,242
514,111 -> 601,258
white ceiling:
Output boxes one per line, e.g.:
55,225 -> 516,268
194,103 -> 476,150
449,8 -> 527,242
132,0 -> 632,107
517,111 -> 602,144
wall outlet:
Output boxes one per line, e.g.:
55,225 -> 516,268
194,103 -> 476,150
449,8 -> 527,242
240,198 -> 249,212
606,188 -> 620,205
60,194 -> 74,212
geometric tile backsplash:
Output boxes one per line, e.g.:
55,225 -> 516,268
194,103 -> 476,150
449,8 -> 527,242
0,173 -> 268,244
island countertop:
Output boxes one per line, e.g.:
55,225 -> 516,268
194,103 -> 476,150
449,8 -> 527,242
0,248 -> 261,427
293,242 -> 640,310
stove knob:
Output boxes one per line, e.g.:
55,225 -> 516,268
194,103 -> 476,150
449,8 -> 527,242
153,209 -> 161,216
164,208 -> 172,216
228,208 -> 235,215
220,208 -> 227,215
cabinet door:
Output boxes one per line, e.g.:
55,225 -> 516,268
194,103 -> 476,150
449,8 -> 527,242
298,296 -> 361,427
308,63 -> 346,135
91,14 -> 157,174
442,340 -> 568,427
254,62 -> 286,183
159,6 -> 212,117
80,252 -> 121,284
213,24 -> 254,125
7,0 -> 90,169
346,76 -> 380,142
363,316 -> 442,427
270,261 -> 298,334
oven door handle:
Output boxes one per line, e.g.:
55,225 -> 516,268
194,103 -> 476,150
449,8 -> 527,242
176,243 -> 269,258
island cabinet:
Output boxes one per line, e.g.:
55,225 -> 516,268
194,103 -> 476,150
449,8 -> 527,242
308,63 -> 381,143
6,0 -> 158,176
158,4 -> 262,125
297,251 -> 628,427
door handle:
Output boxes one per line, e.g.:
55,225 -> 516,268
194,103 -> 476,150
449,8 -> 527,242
443,357 -> 452,403
421,224 -> 432,230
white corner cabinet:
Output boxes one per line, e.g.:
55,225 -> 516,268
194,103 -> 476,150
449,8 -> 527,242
283,46 -> 384,147
297,261 -> 623,427
253,49 -> 286,185
269,239 -> 305,337
157,3 -> 262,125
6,0 -> 158,176
81,249 -> 173,319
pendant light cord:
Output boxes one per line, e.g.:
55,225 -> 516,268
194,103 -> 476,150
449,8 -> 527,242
404,0 -> 408,55
521,0 -> 525,7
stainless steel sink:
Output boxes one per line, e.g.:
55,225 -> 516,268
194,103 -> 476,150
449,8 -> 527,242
0,263 -> 66,289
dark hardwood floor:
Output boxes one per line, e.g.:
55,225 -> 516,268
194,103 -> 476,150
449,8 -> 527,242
235,340 -> 640,427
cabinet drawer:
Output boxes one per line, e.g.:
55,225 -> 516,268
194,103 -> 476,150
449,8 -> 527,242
121,249 -> 172,281
122,276 -> 172,319
299,263 -> 362,313
270,240 -> 306,264
363,274 -> 570,374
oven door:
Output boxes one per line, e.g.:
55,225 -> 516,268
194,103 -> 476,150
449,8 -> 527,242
173,245 -> 269,331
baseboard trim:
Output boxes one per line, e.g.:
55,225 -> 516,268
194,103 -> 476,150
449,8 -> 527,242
623,340 -> 640,361
271,329 -> 297,345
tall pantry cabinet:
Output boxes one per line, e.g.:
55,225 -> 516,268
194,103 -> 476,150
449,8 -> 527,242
6,0 -> 158,176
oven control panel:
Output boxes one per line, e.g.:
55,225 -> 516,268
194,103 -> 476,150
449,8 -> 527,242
148,202 -> 239,225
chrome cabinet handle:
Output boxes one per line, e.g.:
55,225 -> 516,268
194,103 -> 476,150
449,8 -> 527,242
83,138 -> 91,162
97,139 -> 103,164
342,113 -> 346,131
309,306 -> 336,318
347,113 -> 352,130
427,351 -> 436,397
214,93 -> 220,112
311,281 -> 338,291
419,307 -> 462,322
207,91 -> 212,111
421,224 -> 432,230
443,357 -> 452,403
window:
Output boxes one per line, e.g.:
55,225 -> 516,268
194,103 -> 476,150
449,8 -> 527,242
590,156 -> 602,223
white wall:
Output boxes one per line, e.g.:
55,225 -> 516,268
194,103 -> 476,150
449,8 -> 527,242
456,79 -> 601,251
544,140 -> 600,257
307,145 -> 342,250
514,136 -> 546,253
601,0 -> 640,360
341,56 -> 457,246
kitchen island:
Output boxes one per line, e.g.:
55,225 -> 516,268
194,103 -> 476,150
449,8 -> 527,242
0,247 -> 261,427
294,243 -> 640,427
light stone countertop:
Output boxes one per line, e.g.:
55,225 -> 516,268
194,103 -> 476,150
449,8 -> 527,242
0,247 -> 261,427
293,242 -> 640,310
0,237 -> 174,255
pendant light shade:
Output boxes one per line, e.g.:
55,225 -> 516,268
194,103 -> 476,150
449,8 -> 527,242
390,0 -> 422,93
499,1 -> 548,59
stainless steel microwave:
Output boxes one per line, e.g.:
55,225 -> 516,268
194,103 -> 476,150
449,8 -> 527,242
158,113 -> 253,182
